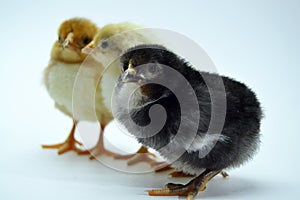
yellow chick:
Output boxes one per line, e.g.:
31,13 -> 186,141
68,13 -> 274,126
42,18 -> 115,156
81,22 -> 164,165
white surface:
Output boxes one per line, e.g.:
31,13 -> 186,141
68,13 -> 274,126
1,0 -> 300,199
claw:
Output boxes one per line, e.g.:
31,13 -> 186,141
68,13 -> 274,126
42,121 -> 83,155
187,192 -> 196,200
221,171 -> 229,178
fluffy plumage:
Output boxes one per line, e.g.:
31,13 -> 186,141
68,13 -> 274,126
82,23 -> 164,164
82,22 -> 154,110
42,18 -> 114,155
44,17 -> 100,118
113,44 -> 263,199
82,23 -> 144,55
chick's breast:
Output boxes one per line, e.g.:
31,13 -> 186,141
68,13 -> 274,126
46,58 -> 108,122
45,61 -> 80,117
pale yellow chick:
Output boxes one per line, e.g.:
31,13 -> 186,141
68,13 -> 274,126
42,18 -> 114,156
81,22 -> 164,165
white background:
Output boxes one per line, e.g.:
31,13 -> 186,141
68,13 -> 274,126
0,0 -> 300,199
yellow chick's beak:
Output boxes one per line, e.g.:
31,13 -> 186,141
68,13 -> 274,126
81,42 -> 95,54
63,32 -> 74,48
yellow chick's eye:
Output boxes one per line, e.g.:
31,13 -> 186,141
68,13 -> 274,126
58,36 -> 63,43
100,40 -> 109,49
82,37 -> 91,45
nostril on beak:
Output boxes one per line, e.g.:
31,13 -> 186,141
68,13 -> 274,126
63,32 -> 74,48
63,41 -> 69,48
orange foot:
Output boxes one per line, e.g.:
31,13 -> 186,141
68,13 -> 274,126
77,144 -> 119,159
114,146 -> 166,167
77,123 -> 122,159
77,134 -> 119,159
42,121 -> 82,154
154,164 -> 194,178
147,169 -> 221,200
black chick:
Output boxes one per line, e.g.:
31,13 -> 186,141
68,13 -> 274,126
113,44 -> 262,199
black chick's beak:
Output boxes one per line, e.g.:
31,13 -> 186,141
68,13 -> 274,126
122,59 -> 143,83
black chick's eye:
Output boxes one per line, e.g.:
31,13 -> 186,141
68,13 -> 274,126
83,37 -> 91,45
148,64 -> 157,73
101,40 -> 109,49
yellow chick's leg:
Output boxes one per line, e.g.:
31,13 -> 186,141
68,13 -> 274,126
147,169 -> 221,199
114,146 -> 167,167
41,120 -> 83,154
77,123 -> 119,160
154,163 -> 193,177
155,163 -> 195,178
169,171 -> 195,178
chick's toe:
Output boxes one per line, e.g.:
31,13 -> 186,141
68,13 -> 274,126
148,169 -> 221,199
114,146 -> 166,167
42,121 -> 83,154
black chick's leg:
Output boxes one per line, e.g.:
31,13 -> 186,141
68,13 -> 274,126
155,164 -> 228,179
147,169 -> 222,200
42,120 -> 83,154
168,170 -> 228,178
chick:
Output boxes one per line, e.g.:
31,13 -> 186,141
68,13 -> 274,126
113,45 -> 262,199
81,23 -> 164,165
42,18 -> 115,155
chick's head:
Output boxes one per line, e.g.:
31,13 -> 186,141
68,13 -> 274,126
119,45 -> 182,99
82,23 -> 145,65
51,18 -> 98,63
